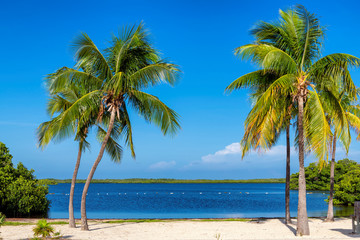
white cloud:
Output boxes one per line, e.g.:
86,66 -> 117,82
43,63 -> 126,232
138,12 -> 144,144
178,142 -> 307,178
201,143 -> 241,163
200,143 -> 296,164
149,161 -> 176,170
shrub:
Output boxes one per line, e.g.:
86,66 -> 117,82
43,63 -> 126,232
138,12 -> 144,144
0,213 -> 5,225
333,169 -> 360,205
289,159 -> 359,191
290,158 -> 360,205
33,219 -> 54,239
0,142 -> 49,217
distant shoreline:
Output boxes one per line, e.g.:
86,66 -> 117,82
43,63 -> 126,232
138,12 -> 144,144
40,178 -> 285,185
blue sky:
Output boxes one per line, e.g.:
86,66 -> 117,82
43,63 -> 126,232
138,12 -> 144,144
1,0 -> 360,179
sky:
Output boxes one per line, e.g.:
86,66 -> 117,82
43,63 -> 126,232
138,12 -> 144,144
1,0 -> 360,180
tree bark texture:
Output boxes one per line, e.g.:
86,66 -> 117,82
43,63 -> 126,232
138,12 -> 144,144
285,125 -> 292,224
326,134 -> 336,222
81,109 -> 116,230
69,143 -> 83,228
296,95 -> 310,236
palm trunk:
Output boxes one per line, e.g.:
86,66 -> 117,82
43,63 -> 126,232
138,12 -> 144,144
69,141 -> 83,228
285,124 -> 291,224
326,134 -> 336,222
81,109 -> 116,230
296,95 -> 310,236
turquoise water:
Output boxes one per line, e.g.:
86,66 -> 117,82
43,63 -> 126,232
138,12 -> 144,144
47,183 -> 353,219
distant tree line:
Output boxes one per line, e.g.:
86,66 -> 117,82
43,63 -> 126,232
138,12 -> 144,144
290,159 -> 360,205
43,178 -> 286,184
0,142 -> 49,217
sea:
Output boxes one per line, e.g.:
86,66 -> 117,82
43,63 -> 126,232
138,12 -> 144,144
47,183 -> 353,219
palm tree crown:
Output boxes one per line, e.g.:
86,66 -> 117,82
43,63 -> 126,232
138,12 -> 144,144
45,23 -> 181,230
226,5 -> 360,235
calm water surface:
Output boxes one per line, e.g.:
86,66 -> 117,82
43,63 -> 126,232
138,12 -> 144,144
47,183 -> 353,219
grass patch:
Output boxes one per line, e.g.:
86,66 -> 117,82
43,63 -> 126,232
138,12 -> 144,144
104,218 -> 250,224
3,218 -> 250,226
2,220 -> 68,226
104,219 -> 166,223
50,221 -> 68,225
196,218 -> 250,222
3,221 -> 33,226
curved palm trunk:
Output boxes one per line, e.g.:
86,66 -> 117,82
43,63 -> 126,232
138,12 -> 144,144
296,95 -> 310,236
285,125 -> 291,224
81,109 -> 116,231
326,134 -> 336,222
69,142 -> 83,228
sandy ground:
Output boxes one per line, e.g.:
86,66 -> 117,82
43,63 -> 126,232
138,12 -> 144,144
1,218 -> 358,240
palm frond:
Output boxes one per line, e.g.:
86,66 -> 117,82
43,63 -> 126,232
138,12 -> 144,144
72,32 -> 113,80
97,126 -> 123,162
47,67 -> 103,94
128,90 -> 180,136
225,70 -> 279,94
304,89 -> 331,164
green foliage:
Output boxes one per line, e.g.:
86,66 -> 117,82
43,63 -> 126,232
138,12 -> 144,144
290,162 -> 330,191
0,212 -> 5,226
227,5 -> 360,165
333,168 -> 360,205
43,178 -> 285,184
2,221 -> 32,226
289,158 -> 358,191
52,231 -> 63,239
44,23 -> 181,162
0,142 -> 49,217
32,220 -> 54,238
38,179 -> 58,185
104,218 -> 250,224
290,159 -> 360,205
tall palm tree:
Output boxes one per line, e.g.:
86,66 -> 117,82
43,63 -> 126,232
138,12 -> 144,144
226,46 -> 295,225
47,23 -> 181,230
227,5 -> 359,235
321,89 -> 360,221
37,81 -> 123,228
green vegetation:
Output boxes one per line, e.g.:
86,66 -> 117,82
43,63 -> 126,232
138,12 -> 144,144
32,220 -> 54,239
3,221 -> 68,226
290,159 -> 360,205
0,213 -> 5,225
0,212 -> 5,237
43,178 -> 285,184
289,159 -> 358,190
46,23 -> 181,230
333,168 -> 360,205
104,218 -> 250,224
225,4 -> 360,235
2,221 -> 33,226
38,64 -> 124,228
50,221 -> 68,225
0,142 -> 49,217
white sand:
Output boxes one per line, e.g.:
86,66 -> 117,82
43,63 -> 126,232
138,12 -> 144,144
1,218 -> 358,240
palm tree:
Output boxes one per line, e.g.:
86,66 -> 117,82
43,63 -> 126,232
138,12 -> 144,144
32,219 -> 54,239
47,23 -> 181,230
37,81 -> 123,228
226,5 -> 360,235
226,49 -> 295,225
321,89 -> 360,221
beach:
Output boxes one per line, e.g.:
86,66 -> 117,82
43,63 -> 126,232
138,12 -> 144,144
1,218 -> 357,240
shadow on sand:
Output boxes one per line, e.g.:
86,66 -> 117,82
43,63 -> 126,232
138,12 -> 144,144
89,222 -> 139,231
57,235 -> 73,239
330,228 -> 360,238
